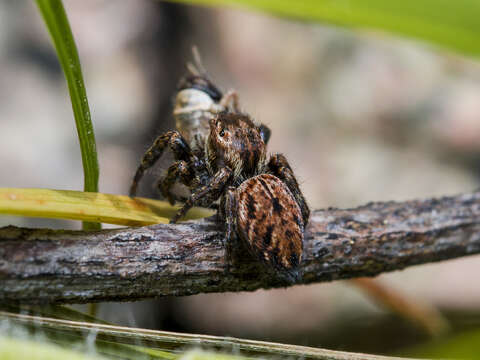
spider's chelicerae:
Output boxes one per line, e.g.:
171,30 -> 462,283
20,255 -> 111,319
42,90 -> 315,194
130,110 -> 310,280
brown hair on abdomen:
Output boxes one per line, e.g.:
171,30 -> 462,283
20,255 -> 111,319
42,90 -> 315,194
236,174 -> 304,274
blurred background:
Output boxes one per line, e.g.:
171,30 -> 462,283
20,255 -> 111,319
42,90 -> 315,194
1,0 -> 480,356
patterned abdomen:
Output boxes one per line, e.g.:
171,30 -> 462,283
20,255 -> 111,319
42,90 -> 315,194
236,174 -> 304,278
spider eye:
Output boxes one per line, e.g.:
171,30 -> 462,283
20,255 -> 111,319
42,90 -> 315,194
219,129 -> 225,137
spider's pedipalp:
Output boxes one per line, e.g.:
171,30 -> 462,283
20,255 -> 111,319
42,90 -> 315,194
207,112 -> 267,182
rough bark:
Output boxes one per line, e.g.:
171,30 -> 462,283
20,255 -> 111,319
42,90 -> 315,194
1,191 -> 480,304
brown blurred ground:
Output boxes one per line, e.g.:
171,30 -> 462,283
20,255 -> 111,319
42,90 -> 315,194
1,0 -> 480,354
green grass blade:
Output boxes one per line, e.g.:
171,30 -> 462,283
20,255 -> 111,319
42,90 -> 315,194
169,0 -> 480,58
35,0 -> 100,230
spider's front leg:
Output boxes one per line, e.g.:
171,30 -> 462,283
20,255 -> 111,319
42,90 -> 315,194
129,131 -> 193,197
267,153 -> 310,225
170,167 -> 232,224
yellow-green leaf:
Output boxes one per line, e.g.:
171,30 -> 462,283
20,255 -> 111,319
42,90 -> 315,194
0,188 -> 213,227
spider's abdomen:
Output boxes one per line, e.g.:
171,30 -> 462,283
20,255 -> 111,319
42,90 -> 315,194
236,174 -> 304,279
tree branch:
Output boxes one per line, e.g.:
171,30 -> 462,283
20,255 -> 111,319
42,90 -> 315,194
1,191 -> 480,304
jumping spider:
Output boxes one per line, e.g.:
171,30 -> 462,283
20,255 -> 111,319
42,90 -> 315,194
130,53 -> 309,279
130,110 -> 310,280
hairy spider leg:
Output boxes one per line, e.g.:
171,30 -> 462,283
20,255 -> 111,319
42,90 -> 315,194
170,167 -> 232,223
222,187 -> 237,244
129,131 -> 194,197
157,160 -> 193,205
219,89 -> 239,112
267,153 -> 310,225
259,124 -> 271,145
220,186 -> 238,269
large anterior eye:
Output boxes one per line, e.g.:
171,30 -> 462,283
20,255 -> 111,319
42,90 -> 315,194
219,129 -> 225,137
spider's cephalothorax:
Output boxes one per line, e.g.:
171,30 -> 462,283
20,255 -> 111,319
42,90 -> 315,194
206,112 -> 267,183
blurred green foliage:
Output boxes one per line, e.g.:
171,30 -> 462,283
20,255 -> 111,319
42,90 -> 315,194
170,0 -> 480,58
403,329 -> 480,358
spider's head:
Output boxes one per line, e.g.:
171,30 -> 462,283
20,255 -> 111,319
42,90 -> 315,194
207,112 -> 266,178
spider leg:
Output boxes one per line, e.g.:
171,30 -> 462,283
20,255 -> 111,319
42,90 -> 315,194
208,203 -> 219,210
170,167 -> 232,223
157,160 -> 193,205
267,153 -> 310,225
222,186 -> 237,246
183,198 -> 219,210
259,123 -> 271,145
219,89 -> 239,112
129,131 -> 192,197
221,186 -> 238,270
